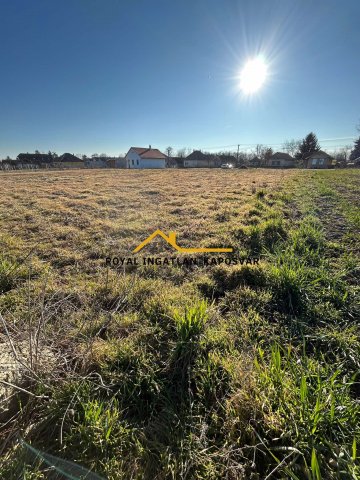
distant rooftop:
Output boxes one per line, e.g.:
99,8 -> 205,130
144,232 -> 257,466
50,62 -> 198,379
306,150 -> 332,159
271,152 -> 294,160
130,147 -> 166,159
186,150 -> 219,161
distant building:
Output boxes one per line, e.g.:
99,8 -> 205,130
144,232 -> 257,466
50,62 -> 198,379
58,153 -> 82,163
84,157 -> 108,168
106,157 -> 126,168
268,152 -> 295,168
84,156 -> 125,168
56,153 -> 84,168
17,153 -> 53,164
166,156 -> 178,168
125,146 -> 166,169
170,157 -> 185,168
305,150 -> 333,169
183,150 -> 221,168
249,156 -> 261,168
346,159 -> 360,168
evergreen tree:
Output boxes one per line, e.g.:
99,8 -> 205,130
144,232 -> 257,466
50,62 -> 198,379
349,136 -> 360,161
295,132 -> 320,160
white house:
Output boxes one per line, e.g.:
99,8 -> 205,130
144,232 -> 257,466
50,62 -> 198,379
125,146 -> 167,169
268,152 -> 295,168
182,150 -> 221,168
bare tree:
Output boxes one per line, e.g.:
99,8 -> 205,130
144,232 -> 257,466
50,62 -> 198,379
255,144 -> 264,157
283,139 -> 301,157
263,147 -> 273,164
252,145 -> 273,164
238,151 -> 252,165
344,145 -> 352,161
166,146 -> 173,158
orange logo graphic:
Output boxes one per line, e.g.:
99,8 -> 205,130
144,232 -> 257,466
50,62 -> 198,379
133,230 -> 233,254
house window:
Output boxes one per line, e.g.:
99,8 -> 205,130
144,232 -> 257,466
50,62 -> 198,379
132,159 -> 134,165
312,159 -> 317,166
137,159 -> 139,165
318,158 -> 324,165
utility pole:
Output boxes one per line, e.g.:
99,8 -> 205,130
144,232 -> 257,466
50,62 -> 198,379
236,144 -> 240,166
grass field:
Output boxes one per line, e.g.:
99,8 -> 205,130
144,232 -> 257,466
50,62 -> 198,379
0,168 -> 359,479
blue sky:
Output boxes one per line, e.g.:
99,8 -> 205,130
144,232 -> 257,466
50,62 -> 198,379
1,0 -> 359,158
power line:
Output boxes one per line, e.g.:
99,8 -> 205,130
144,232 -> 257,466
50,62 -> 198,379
199,136 -> 356,151
172,137 -> 357,150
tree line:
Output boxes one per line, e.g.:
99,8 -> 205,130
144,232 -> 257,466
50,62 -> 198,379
2,125 -> 360,165
165,127 -> 360,166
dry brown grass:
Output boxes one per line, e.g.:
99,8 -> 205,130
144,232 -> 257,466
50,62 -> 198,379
0,168 -> 296,269
1,168 -> 358,479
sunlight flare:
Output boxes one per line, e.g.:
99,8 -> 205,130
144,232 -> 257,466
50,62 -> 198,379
240,57 -> 268,94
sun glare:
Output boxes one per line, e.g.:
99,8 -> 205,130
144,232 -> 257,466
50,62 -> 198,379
240,57 -> 268,95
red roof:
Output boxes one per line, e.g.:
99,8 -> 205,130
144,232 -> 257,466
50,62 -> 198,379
130,147 -> 166,159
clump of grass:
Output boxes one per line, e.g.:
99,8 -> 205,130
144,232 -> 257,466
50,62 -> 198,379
195,274 -> 217,299
306,324 -> 360,372
254,200 -> 266,211
214,210 -> 231,222
248,207 -> 262,217
247,224 -> 262,254
253,343 -> 359,479
194,351 -> 233,410
221,285 -> 273,315
256,189 -> 266,199
261,217 -> 287,249
267,262 -> 307,314
0,257 -> 14,293
102,340 -> 162,421
241,214 -> 287,254
0,256 -> 30,293
173,300 -> 208,343
291,216 -> 324,258
211,264 -> 267,297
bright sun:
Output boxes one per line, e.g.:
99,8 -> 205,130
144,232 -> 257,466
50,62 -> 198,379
240,57 -> 268,95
